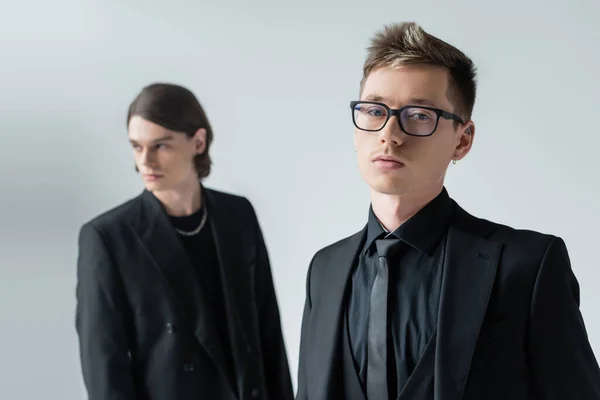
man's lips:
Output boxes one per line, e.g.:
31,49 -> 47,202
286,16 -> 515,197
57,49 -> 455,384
372,155 -> 405,170
143,173 -> 163,180
373,155 -> 404,164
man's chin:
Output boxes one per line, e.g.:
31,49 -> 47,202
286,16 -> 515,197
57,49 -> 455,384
144,182 -> 167,192
368,177 -> 410,196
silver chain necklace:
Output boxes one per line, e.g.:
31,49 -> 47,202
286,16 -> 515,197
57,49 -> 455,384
174,203 -> 208,237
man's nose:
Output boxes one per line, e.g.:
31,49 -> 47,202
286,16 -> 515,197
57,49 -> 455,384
378,115 -> 405,146
140,149 -> 155,166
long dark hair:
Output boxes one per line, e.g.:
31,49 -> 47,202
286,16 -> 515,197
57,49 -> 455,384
127,83 -> 214,179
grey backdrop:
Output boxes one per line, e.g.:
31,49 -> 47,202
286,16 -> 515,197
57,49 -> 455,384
2,0 -> 599,398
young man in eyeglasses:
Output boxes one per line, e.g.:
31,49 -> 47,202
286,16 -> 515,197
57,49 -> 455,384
296,22 -> 600,400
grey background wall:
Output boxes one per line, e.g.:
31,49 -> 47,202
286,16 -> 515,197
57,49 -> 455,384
1,0 -> 599,398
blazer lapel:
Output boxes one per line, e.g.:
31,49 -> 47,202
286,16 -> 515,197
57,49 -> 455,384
204,189 -> 252,383
435,208 -> 501,400
135,189 -> 235,393
307,227 -> 366,400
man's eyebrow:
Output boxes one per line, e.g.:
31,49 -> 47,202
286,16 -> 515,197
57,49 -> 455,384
129,135 -> 175,144
407,97 -> 438,107
363,94 -> 388,102
361,95 -> 439,108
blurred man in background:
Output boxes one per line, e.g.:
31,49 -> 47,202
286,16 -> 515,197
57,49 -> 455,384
75,83 -> 293,400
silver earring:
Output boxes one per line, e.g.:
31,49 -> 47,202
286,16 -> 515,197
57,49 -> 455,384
452,159 -> 457,165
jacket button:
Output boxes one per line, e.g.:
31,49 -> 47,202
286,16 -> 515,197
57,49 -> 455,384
183,363 -> 194,372
166,323 -> 175,334
251,388 -> 259,398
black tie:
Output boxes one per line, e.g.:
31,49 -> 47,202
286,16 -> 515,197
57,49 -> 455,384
367,238 -> 402,400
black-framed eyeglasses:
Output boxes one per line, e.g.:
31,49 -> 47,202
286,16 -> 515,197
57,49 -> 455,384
350,101 -> 465,137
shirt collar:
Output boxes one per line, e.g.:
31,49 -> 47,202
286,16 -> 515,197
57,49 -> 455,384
364,187 -> 454,256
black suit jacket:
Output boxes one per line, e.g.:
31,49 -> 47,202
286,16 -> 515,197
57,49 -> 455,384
75,187 -> 293,400
296,200 -> 600,400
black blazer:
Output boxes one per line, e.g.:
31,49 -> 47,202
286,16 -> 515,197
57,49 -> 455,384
75,187 -> 293,400
296,200 -> 600,400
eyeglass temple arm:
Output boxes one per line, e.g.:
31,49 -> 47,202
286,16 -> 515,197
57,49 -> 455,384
440,110 -> 465,124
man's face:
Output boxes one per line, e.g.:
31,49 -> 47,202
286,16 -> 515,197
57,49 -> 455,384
354,64 -> 474,196
128,116 -> 206,193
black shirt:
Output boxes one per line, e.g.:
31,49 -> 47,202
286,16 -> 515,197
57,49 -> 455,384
346,187 -> 454,398
169,206 -> 233,375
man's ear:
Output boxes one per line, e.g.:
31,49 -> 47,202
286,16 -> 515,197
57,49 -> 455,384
453,121 -> 475,162
194,128 -> 207,155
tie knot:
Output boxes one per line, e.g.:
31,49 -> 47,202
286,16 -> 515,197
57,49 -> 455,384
375,238 -> 403,258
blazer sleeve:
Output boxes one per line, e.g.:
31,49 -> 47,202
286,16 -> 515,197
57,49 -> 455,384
527,236 -> 600,399
75,222 -> 137,400
295,253 -> 315,400
248,202 -> 294,400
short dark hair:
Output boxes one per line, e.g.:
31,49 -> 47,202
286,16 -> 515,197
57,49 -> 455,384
362,22 -> 477,122
127,83 -> 214,179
